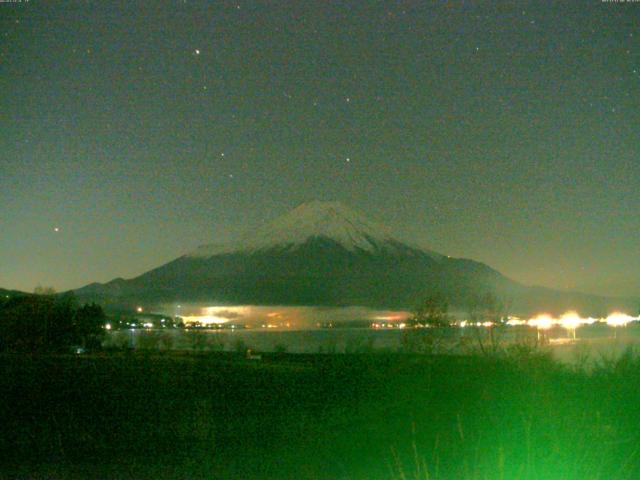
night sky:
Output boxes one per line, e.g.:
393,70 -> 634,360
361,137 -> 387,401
1,1 -> 639,297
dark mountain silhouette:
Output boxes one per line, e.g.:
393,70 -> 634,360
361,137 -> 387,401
74,201 -> 635,316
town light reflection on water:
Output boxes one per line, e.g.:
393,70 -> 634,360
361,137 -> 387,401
170,304 -> 412,328
159,303 -> 638,331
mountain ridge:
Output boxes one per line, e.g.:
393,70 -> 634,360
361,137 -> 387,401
73,201 -> 636,316
188,200 -> 443,259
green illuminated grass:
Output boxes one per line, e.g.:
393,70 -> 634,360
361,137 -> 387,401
0,347 -> 639,479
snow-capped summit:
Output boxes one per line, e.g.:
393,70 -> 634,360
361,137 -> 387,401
190,201 -> 408,257
73,201 -> 629,315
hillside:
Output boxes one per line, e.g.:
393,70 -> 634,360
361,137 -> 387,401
74,202 -> 634,316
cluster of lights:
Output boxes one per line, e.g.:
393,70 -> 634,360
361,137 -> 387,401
182,315 -> 229,326
604,312 -> 637,327
369,312 -> 639,330
524,312 -> 637,330
371,322 -> 407,329
180,306 -> 253,326
258,322 -> 292,328
458,321 -> 496,328
127,304 -> 637,332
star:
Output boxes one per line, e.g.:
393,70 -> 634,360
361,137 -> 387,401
54,227 -> 60,233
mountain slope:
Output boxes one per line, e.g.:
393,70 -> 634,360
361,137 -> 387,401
74,201 -> 634,315
189,201 -> 442,258
0,288 -> 29,299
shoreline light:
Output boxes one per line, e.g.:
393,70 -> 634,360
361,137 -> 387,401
559,311 -> 582,330
182,315 -> 229,326
506,317 -> 526,326
528,314 -> 554,330
606,312 -> 636,327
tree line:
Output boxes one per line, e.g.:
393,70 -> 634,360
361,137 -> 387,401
409,290 -> 509,327
0,289 -> 106,353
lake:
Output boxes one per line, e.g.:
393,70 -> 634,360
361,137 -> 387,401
105,322 -> 640,364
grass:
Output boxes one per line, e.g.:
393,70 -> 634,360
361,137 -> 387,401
1,346 -> 639,479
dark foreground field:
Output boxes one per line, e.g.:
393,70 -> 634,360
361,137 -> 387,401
1,349 -> 640,480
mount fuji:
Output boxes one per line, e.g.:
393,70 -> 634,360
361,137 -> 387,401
74,201 -> 631,315
189,201 -> 432,257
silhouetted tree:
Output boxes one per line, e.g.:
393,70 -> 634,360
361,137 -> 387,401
75,302 -> 107,349
466,291 -> 509,353
409,294 -> 450,328
467,291 -> 504,323
399,294 -> 450,354
34,285 -> 57,296
0,293 -> 107,353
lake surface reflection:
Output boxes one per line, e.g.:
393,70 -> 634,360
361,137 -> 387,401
105,323 -> 640,364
